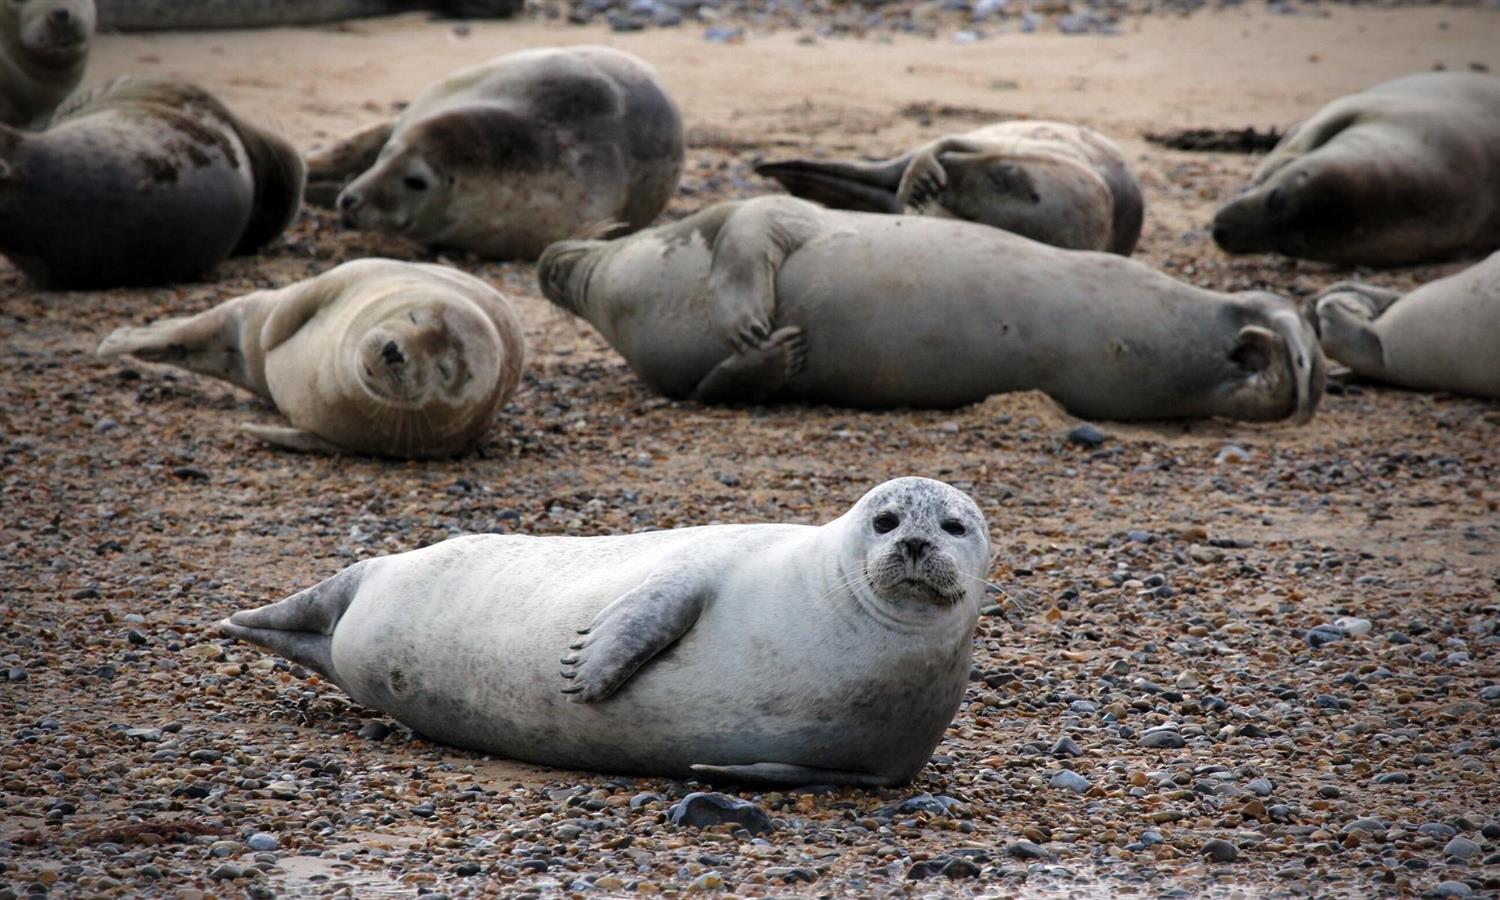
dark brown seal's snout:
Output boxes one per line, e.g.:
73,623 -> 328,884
381,340 -> 405,367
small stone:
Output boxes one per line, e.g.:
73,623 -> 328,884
1247,778 -> 1274,796
1444,836 -> 1481,859
1050,736 -> 1082,757
208,864 -> 242,881
124,728 -> 162,742
246,833 -> 278,852
1480,685 -> 1500,701
1140,728 -> 1185,749
1373,772 -> 1410,784
453,862 -> 482,876
1435,881 -> 1473,898
209,841 -> 243,858
689,872 -> 723,891
6,667 -> 26,682
1066,424 -> 1106,447
1175,670 -> 1200,690
357,722 -> 391,741
1306,625 -> 1345,648
1202,838 -> 1239,862
1481,824 -> 1500,840
668,792 -> 773,835
127,629 -> 149,646
1333,616 -> 1372,636
764,867 -> 817,883
1049,770 -> 1089,793
906,856 -> 981,880
1007,840 -> 1045,859
410,803 -> 435,818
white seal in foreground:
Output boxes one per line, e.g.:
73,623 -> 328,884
222,477 -> 992,786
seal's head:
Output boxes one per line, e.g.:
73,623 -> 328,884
1211,158 -> 1361,260
537,238 -> 606,316
1217,292 -> 1327,424
942,153 -> 1112,252
3,0 -> 94,67
336,108 -> 552,253
350,297 -> 503,414
840,477 -> 991,617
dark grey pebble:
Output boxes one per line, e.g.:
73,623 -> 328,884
668,792 -> 773,835
1373,772 -> 1410,784
629,792 -> 662,809
1049,770 -> 1089,793
1306,625 -> 1344,648
1481,824 -> 1500,840
1435,881 -> 1473,898
764,867 -> 817,883
208,864 -> 242,881
410,803 -> 435,818
357,722 -> 391,741
454,862 -> 482,876
127,629 -> 149,646
906,856 -> 981,880
878,794 -> 959,818
1247,778 -> 1273,796
1007,840 -> 1045,859
246,833 -> 278,852
1140,729 -> 1185,749
1202,838 -> 1238,862
5,667 -> 25,682
1419,822 -> 1458,839
1479,685 -> 1500,701
1050,736 -> 1082,757
1066,424 -> 1106,448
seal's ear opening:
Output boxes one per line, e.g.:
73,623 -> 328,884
1230,325 -> 1278,376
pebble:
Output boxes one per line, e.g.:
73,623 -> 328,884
1435,882 -> 1472,898
357,722 -> 391,741
1065,424 -> 1106,447
1140,727 -> 1186,749
668,793 -> 773,835
1201,839 -> 1238,862
208,864 -> 242,881
1333,616 -> 1372,636
246,833 -> 279,852
1444,837 -> 1481,859
907,855 -> 981,880
1007,840 -> 1045,859
1050,736 -> 1083,757
1049,770 -> 1090,793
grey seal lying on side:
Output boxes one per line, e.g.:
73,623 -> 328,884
1315,251 -> 1500,398
538,196 -> 1324,423
94,0 -> 521,31
222,477 -> 992,787
306,45 -> 684,260
98,259 -> 525,458
0,75 -> 303,288
1212,72 -> 1500,267
756,121 -> 1143,255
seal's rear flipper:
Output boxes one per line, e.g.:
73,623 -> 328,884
242,423 -> 344,455
219,560 -> 369,687
754,158 -> 906,214
690,762 -> 892,788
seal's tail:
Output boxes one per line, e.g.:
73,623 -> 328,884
754,158 -> 908,214
219,560 -> 369,689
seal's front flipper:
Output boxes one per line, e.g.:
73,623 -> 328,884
220,560 -> 369,688
243,422 -> 344,455
690,326 -> 806,404
753,157 -> 907,214
1315,291 -> 1388,378
690,762 -> 892,788
707,199 -> 820,354
304,120 -> 395,208
1316,282 -> 1402,317
559,567 -> 710,703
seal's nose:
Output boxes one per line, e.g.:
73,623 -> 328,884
382,341 -> 405,366
50,7 -> 72,23
1211,225 -> 1231,248
899,537 -> 930,561
339,192 -> 363,213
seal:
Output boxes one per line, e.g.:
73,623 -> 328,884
1315,251 -> 1500,399
220,476 -> 991,786
306,45 -> 684,260
0,75 -> 304,289
1212,72 -> 1500,267
94,0 -> 522,31
756,121 -> 1143,255
97,258 -> 525,458
0,0 -> 94,129
538,196 -> 1324,423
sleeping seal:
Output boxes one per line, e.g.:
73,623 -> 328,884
538,196 -> 1324,423
98,258 -> 525,458
1315,251 -> 1500,398
1212,72 -> 1500,267
306,45 -> 684,260
222,477 -> 991,787
0,75 -> 303,288
756,121 -> 1143,255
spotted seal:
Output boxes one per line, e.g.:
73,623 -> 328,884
306,45 -> 684,260
1315,251 -> 1500,398
756,120 -> 1143,255
0,75 -> 303,288
221,477 -> 991,786
538,196 -> 1324,423
98,258 -> 525,458
1212,72 -> 1500,267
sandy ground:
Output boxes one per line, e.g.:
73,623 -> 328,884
2,6 -> 1500,899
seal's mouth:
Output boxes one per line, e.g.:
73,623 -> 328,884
867,554 -> 966,607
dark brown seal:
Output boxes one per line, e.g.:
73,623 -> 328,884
0,75 -> 304,288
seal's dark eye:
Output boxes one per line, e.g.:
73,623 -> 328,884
873,512 -> 899,534
1265,186 -> 1286,215
404,176 -> 429,192
942,520 -> 966,536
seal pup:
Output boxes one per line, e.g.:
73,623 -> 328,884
538,196 -> 1324,423
0,75 -> 303,288
95,0 -> 522,31
221,477 -> 990,786
0,0 -> 94,129
306,45 -> 684,260
1212,72 -> 1500,267
756,121 -> 1143,255
97,258 -> 525,458
1315,251 -> 1500,398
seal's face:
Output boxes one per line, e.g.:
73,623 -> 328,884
849,477 -> 991,610
946,154 -> 1112,251
1220,293 -> 1327,424
338,143 -> 452,242
536,239 -> 605,316
1212,161 -> 1360,260
354,302 -> 495,410
7,0 -> 93,64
